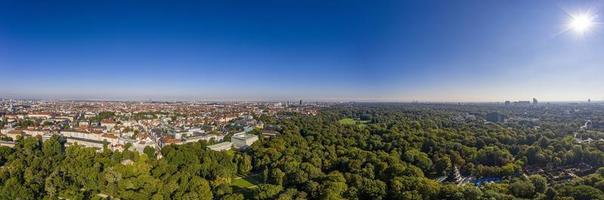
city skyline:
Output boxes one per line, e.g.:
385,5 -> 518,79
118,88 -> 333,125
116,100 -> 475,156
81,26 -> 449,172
1,1 -> 603,101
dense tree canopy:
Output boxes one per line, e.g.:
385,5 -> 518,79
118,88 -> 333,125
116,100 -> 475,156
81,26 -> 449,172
1,103 -> 604,199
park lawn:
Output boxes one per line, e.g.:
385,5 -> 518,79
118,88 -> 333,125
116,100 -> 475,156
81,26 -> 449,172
232,173 -> 262,188
232,177 -> 256,188
339,118 -> 369,128
338,118 -> 357,125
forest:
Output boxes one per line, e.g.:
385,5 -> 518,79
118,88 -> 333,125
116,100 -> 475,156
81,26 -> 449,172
1,103 -> 604,199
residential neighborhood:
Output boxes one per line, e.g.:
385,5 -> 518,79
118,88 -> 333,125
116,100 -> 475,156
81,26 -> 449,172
0,99 -> 320,154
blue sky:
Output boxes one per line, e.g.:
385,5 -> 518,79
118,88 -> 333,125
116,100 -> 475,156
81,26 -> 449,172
1,0 -> 603,101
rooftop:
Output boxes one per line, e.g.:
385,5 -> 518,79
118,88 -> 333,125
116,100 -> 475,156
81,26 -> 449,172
232,133 -> 258,140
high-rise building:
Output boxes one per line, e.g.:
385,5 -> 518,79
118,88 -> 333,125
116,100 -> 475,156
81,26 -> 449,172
299,100 -> 303,105
486,112 -> 506,123
533,98 -> 538,104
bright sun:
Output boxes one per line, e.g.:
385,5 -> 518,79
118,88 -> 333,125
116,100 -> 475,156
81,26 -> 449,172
569,13 -> 596,34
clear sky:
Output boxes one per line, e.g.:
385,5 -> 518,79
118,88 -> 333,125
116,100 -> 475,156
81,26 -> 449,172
1,0 -> 603,102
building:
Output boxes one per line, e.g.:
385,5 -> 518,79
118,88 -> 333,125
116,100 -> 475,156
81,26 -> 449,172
533,98 -> 538,104
0,141 -> 15,147
64,137 -> 107,150
22,130 -> 45,137
180,133 -> 224,144
207,142 -> 233,151
261,130 -> 279,138
231,132 -> 259,149
2,129 -> 24,140
101,119 -> 118,131
486,112 -> 506,123
27,113 -> 52,119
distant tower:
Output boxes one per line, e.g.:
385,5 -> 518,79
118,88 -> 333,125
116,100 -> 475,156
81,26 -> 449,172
588,99 -> 591,103
533,98 -> 538,104
504,101 -> 511,105
299,100 -> 302,105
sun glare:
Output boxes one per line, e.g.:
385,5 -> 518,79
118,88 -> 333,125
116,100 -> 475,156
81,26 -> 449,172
569,13 -> 596,34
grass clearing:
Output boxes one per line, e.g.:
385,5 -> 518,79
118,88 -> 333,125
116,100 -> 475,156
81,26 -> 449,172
338,118 -> 357,125
339,118 -> 369,128
232,177 -> 256,188
232,173 -> 262,189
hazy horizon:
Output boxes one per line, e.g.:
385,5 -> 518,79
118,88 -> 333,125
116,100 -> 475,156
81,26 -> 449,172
0,94 -> 598,103
1,0 -> 603,101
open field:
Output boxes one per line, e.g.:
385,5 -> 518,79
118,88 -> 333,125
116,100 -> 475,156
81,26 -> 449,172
232,177 -> 256,188
338,118 -> 357,125
232,173 -> 262,188
338,118 -> 369,128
